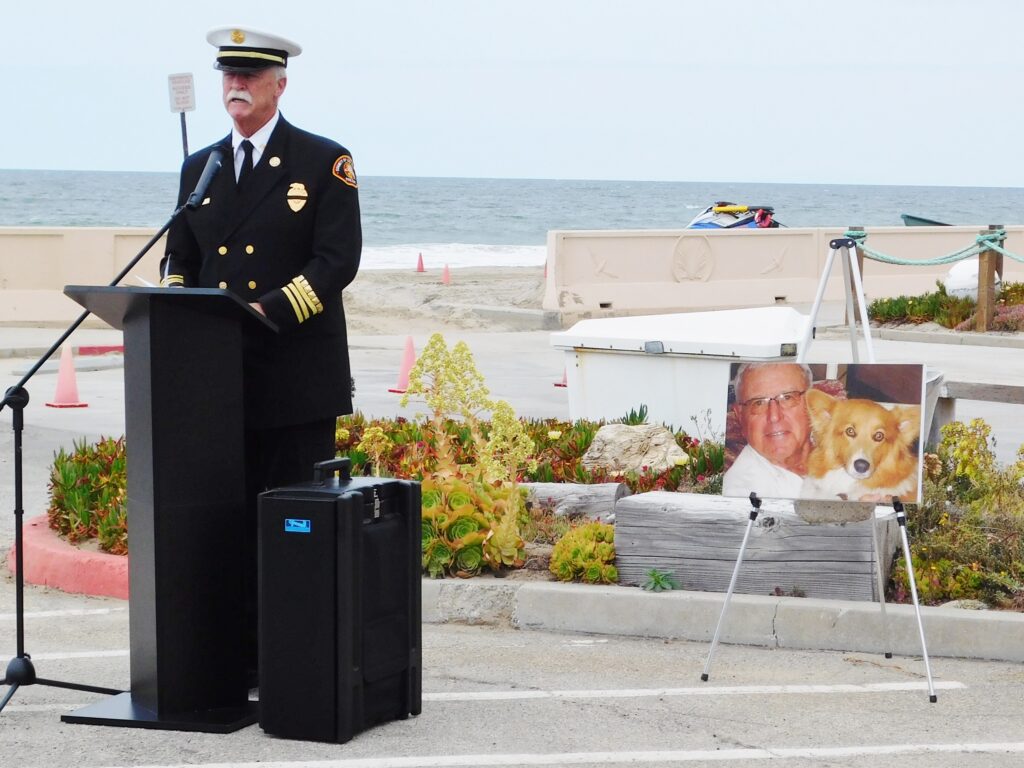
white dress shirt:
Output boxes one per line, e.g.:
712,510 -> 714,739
232,111 -> 280,181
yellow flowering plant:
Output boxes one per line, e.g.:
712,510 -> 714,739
400,333 -> 530,575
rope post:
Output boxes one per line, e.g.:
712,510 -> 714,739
976,225 -> 1002,332
847,226 -> 866,324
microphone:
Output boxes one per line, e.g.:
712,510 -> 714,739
185,148 -> 225,210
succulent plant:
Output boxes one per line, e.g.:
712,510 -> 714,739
549,522 -> 618,584
483,503 -> 526,571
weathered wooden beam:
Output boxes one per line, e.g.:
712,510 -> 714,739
615,492 -> 898,602
521,482 -> 630,521
939,381 -> 1024,404
929,379 -> 1024,446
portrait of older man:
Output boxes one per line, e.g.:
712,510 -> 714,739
722,362 -> 813,499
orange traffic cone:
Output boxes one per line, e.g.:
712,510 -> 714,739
553,369 -> 567,388
416,253 -> 425,273
46,346 -> 88,408
441,264 -> 451,285
387,336 -> 417,393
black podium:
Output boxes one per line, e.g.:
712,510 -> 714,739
58,286 -> 277,732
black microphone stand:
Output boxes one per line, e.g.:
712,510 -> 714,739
0,203 -> 191,713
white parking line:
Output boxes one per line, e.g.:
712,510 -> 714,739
0,672 -> 963,701
424,681 -> 966,701
86,742 -> 1024,767
0,650 -> 128,662
0,607 -> 127,621
4,679 -> 964,713
1,703 -> 92,713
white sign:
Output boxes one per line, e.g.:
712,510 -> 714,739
168,73 -> 195,113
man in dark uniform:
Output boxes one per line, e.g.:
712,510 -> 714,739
160,26 -> 361,680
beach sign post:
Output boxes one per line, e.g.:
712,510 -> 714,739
168,73 -> 196,160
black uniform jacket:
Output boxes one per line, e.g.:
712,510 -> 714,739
160,116 -> 362,429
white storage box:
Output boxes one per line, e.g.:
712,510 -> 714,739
550,307 -> 808,434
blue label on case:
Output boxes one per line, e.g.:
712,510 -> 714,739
284,518 -> 312,534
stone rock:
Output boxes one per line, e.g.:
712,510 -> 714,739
581,423 -> 687,475
792,500 -> 875,523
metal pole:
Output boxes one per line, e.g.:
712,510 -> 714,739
180,112 -> 189,159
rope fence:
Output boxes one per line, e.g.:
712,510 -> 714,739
841,227 -> 1014,331
843,228 -> 1024,266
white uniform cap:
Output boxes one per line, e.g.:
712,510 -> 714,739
206,27 -> 302,71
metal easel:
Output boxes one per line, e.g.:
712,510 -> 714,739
701,237 -> 937,703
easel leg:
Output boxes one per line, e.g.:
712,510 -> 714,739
893,500 -> 938,702
869,508 -> 893,658
797,248 -> 839,363
701,494 -> 761,682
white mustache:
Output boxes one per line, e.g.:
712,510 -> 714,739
226,89 -> 253,104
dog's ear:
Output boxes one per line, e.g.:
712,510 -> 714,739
893,404 -> 922,446
804,388 -> 835,432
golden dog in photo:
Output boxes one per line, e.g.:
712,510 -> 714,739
801,389 -> 922,502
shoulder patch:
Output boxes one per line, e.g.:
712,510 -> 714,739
332,154 -> 358,188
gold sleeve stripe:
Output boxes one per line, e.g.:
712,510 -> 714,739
296,287 -> 318,315
161,275 -> 185,287
281,284 -> 308,323
292,275 -> 323,315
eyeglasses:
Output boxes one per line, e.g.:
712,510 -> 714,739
738,390 -> 806,414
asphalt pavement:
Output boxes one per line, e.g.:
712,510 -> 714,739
2,579 -> 1024,768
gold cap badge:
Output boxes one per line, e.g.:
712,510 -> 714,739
231,29 -> 246,44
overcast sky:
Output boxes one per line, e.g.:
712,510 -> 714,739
6,1 -> 1023,186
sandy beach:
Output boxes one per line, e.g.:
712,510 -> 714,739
344,265 -> 547,335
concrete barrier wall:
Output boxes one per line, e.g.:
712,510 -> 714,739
543,225 -> 1024,322
0,227 -> 165,325
4,224 -> 1024,326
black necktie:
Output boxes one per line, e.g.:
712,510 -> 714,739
238,139 -> 254,185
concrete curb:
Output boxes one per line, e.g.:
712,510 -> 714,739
0,345 -> 125,361
815,325 -> 1024,349
8,515 -> 128,600
874,328 -> 1024,348
11,355 -> 125,375
423,579 -> 1024,663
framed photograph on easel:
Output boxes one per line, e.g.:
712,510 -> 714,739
721,362 -> 925,503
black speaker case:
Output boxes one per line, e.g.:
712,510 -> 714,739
257,473 -> 422,743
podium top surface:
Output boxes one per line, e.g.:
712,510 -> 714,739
64,286 -> 278,334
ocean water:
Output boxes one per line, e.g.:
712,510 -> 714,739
3,169 -> 1024,269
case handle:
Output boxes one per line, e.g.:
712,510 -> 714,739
313,457 -> 352,483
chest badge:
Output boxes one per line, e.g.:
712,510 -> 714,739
287,182 -> 308,212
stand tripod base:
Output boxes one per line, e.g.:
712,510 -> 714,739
61,693 -> 257,733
